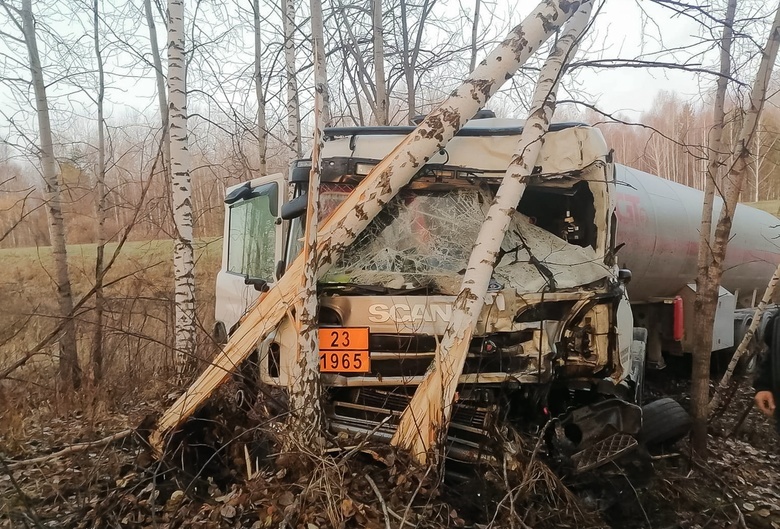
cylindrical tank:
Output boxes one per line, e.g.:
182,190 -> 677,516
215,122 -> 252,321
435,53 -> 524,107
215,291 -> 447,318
614,164 -> 780,303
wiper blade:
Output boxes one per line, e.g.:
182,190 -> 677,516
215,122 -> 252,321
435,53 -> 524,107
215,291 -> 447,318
319,282 -> 388,294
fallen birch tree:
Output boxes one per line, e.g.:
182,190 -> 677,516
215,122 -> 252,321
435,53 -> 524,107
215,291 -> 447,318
708,265 -> 780,414
149,0 -> 590,457
390,1 -> 594,465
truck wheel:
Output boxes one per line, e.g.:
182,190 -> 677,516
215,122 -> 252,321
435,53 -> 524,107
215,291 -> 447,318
639,398 -> 691,447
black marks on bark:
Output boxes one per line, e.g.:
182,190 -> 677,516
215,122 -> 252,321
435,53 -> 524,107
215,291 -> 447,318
468,78 -> 495,102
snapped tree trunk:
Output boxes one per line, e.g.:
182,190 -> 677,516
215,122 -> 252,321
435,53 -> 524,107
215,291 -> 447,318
373,0 -> 388,125
286,0 -> 329,449
21,0 -> 81,389
691,1 -> 780,456
167,0 -> 196,379
90,0 -> 108,383
282,0 -> 302,159
391,1 -> 593,465
253,0 -> 268,174
150,0 -> 593,457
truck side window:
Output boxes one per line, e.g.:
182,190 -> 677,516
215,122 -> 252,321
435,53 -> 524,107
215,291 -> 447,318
227,186 -> 277,280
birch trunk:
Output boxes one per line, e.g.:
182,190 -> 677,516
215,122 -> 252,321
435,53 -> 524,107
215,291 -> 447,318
144,0 -> 170,174
691,2 -> 780,455
391,2 -> 593,464
167,0 -> 196,378
150,0 -> 590,456
21,0 -> 81,389
708,265 -> 780,413
287,0 -> 328,449
691,0 -> 735,452
469,0 -> 481,72
282,0 -> 302,159
91,0 -> 108,383
253,0 -> 267,174
373,0 -> 388,125
399,0 -> 415,122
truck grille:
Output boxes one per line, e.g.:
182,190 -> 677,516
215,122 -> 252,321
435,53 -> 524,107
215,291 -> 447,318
328,388 -> 497,463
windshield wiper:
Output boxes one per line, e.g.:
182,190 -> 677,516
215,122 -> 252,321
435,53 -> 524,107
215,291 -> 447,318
319,282 -> 438,295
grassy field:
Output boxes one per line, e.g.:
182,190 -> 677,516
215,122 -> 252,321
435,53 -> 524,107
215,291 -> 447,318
0,237 -> 225,407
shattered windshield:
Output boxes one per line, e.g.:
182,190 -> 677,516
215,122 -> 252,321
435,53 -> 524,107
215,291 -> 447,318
323,185 -> 611,294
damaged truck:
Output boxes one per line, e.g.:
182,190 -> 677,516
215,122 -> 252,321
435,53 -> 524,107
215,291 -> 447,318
213,114 -> 780,473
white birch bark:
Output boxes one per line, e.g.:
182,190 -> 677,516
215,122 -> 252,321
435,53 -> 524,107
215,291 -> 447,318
373,0 -> 388,125
151,0 -> 591,455
144,0 -> 170,174
91,0 -> 107,383
253,0 -> 268,174
20,0 -> 81,389
167,0 -> 196,378
287,0 -> 328,448
391,2 -> 593,464
282,0 -> 302,159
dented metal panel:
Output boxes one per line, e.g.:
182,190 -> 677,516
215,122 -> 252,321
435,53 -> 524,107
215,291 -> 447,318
323,120 -> 610,177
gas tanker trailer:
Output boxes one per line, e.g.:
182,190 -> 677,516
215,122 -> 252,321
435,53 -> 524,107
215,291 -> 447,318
615,165 -> 780,368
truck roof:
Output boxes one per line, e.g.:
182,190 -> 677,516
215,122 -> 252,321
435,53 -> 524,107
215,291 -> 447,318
291,118 -> 610,183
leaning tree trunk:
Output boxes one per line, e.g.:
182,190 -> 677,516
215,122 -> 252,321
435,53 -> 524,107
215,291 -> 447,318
691,2 -> 780,456
21,0 -> 81,389
90,0 -> 108,383
391,1 -> 593,465
709,264 -> 780,413
691,0 -> 736,454
282,0 -> 302,159
253,0 -> 268,174
372,0 -> 388,125
287,0 -> 329,450
167,0 -> 196,379
150,0 -> 592,456
144,0 -> 170,175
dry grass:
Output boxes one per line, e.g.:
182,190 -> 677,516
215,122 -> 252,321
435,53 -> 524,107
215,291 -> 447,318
0,237 -> 223,444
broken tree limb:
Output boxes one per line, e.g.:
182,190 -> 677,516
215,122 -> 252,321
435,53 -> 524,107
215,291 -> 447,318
149,0 -> 590,458
6,429 -> 134,470
390,1 -> 594,464
708,263 -> 780,414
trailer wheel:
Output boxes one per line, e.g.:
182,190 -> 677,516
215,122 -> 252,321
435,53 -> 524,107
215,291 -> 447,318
639,398 -> 691,447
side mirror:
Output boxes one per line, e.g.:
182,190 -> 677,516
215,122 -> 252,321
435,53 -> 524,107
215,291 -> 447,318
244,276 -> 270,292
618,269 -> 632,285
281,193 -> 308,220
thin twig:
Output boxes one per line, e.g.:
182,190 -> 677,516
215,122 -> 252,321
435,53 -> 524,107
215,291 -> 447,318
399,465 -> 431,529
365,474 -> 391,529
6,429 -> 134,470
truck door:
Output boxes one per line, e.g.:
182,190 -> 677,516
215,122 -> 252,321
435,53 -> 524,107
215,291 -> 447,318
214,173 -> 286,340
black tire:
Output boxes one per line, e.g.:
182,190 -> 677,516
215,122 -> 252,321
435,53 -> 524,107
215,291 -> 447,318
639,398 -> 691,447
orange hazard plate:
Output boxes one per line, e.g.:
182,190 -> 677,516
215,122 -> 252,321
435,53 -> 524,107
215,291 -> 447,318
319,327 -> 370,373
319,327 -> 369,351
319,350 -> 370,373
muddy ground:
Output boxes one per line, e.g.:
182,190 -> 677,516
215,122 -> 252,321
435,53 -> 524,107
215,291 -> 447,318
1,375 -> 778,529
